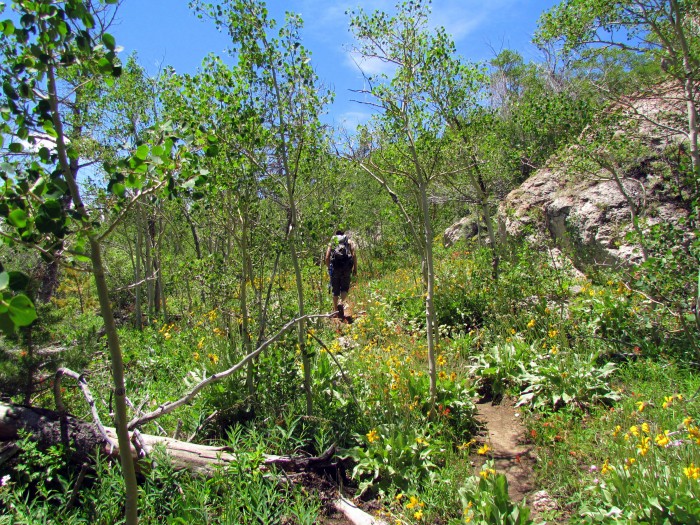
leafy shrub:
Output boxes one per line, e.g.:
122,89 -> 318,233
459,460 -> 533,524
345,424 -> 441,495
468,341 -> 535,400
517,352 -> 620,411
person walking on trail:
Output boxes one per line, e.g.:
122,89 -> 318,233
325,229 -> 357,318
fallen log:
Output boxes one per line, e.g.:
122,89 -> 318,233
0,403 -> 336,475
1,403 -> 387,525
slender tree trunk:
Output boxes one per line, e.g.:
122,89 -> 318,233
419,182 -> 438,411
470,158 -> 499,279
157,216 -> 167,323
239,213 -> 255,397
46,62 -> 138,525
134,206 -> 143,330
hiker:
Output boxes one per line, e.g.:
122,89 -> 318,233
325,229 -> 357,317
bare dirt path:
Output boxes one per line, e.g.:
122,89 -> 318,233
474,400 -> 536,503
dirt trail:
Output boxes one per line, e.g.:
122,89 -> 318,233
475,400 -> 537,503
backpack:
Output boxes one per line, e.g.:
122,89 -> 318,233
330,235 -> 353,271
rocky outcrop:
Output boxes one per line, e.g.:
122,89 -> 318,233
496,162 -> 689,266
443,216 -> 479,247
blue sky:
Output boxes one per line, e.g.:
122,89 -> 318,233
111,0 -> 561,129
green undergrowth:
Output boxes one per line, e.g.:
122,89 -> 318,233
1,240 -> 699,523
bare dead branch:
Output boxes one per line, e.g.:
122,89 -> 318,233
54,368 -> 117,451
127,313 -> 332,430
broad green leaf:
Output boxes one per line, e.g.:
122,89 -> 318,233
8,208 -> 28,228
0,272 -> 8,291
7,272 -> 30,292
8,294 -> 37,327
112,182 -> 125,197
2,19 -> 15,36
135,144 -> 149,160
102,32 -> 116,51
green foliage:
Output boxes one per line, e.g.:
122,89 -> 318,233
459,460 -> 533,525
468,341 -> 534,400
0,435 -> 322,524
0,271 -> 36,335
517,351 -> 620,412
345,423 -> 441,495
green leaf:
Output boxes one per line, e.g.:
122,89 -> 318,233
8,294 -> 37,327
135,144 -> 149,160
9,142 -> 23,153
8,208 -> 28,228
7,272 -> 30,292
3,81 -> 18,100
0,272 -> 8,291
97,57 -> 113,74
0,312 -> 15,335
102,32 -> 116,51
112,182 -> 125,197
2,19 -> 15,36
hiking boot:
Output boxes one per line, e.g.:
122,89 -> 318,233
337,304 -> 345,319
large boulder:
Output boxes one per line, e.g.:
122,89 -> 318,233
497,162 -> 689,266
443,216 -> 479,247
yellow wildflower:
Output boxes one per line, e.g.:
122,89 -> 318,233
683,417 -> 694,428
636,401 -> 647,412
655,431 -> 670,448
612,425 -> 622,437
197,338 -> 205,350
406,496 -> 424,510
624,457 -> 636,470
479,468 -> 496,479
207,353 -> 219,365
601,459 -> 612,475
414,510 -> 423,521
629,425 -> 640,437
366,429 -> 379,443
193,352 -> 200,361
684,463 -> 700,480
548,329 -> 558,338
437,354 -> 447,366
662,396 -> 674,409
395,493 -> 403,502
641,422 -> 650,434
637,436 -> 651,456
687,425 -> 700,444
477,444 -> 491,455
527,319 -> 536,329
458,439 -> 476,451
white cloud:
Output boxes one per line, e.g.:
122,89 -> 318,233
337,110 -> 372,129
429,0 -> 519,42
345,51 -> 397,77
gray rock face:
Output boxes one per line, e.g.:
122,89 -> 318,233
443,216 -> 479,247
497,165 -> 688,266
